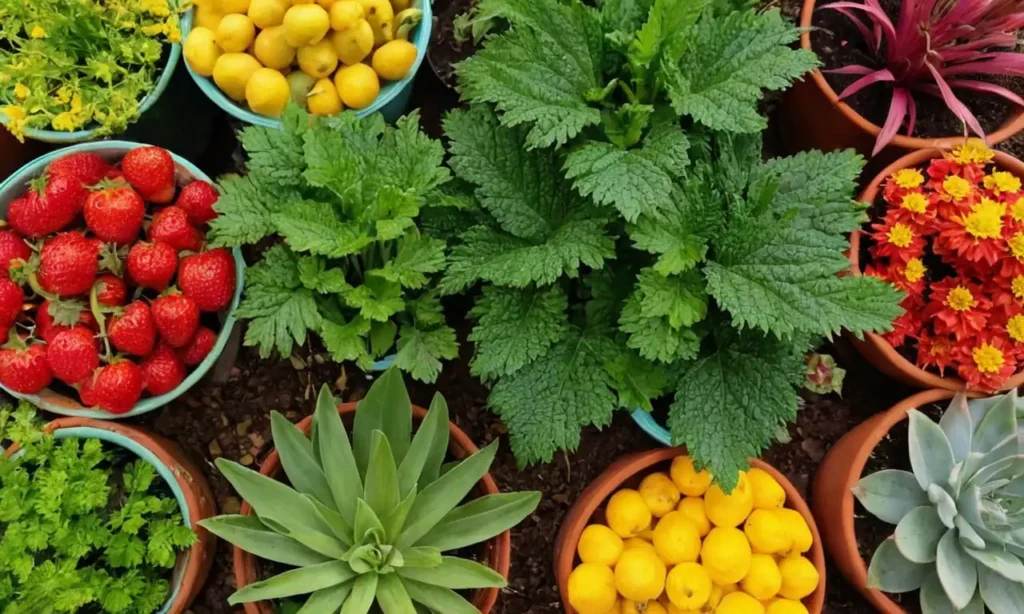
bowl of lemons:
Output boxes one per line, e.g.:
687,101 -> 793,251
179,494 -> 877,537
180,0 -> 430,125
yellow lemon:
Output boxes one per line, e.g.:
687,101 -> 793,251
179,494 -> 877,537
306,77 -> 343,114
670,456 -> 712,497
709,583 -> 738,609
286,71 -> 317,107
747,469 -> 785,510
213,52 -> 263,101
292,0 -> 317,3
195,3 -> 225,31
330,20 -> 374,65
333,62 -> 380,108
652,511 -> 701,565
329,0 -> 365,29
391,0 -> 411,10
215,0 -> 250,13
622,601 -> 668,614
705,473 -> 753,529
665,562 -> 712,610
614,548 -> 667,603
638,472 -> 682,518
371,39 -> 417,81
245,67 -> 290,117
623,537 -> 657,554
677,497 -> 711,537
297,39 -> 339,78
248,0 -> 289,28
764,599 -> 808,614
216,14 -> 256,53
253,26 -> 296,69
716,592 -> 764,614
743,510 -> 791,555
775,509 -> 812,555
358,0 -> 394,45
183,27 -> 222,76
606,489 -> 652,539
777,556 -> 818,601
578,524 -> 624,567
316,0 -> 337,7
700,527 -> 752,585
740,554 -> 781,601
568,563 -> 618,614
283,4 -> 331,46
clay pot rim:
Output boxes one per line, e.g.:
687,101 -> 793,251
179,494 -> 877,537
553,447 -> 827,614
847,147 -> 1024,391
799,0 -> 1024,150
233,401 -> 511,614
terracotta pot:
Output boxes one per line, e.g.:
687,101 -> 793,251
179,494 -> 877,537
847,148 -> 1024,391
234,402 -> 511,614
554,447 -> 826,614
5,417 -> 217,613
813,389 -> 963,613
780,0 -> 1024,164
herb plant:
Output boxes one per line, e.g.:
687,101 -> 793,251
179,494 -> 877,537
447,0 -> 903,487
201,369 -> 541,613
854,390 -> 1024,612
0,401 -> 196,613
209,105 -> 458,383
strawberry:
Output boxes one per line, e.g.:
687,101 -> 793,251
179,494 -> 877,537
121,146 -> 175,204
35,173 -> 88,218
78,369 -> 100,407
83,182 -> 145,244
94,274 -> 127,307
46,326 -> 99,385
36,300 -> 97,345
175,180 -> 219,226
176,326 -> 217,366
151,291 -> 199,348
0,279 -> 23,329
104,168 -> 125,182
141,343 -> 186,395
178,248 -> 235,312
47,152 -> 110,188
108,301 -> 156,356
0,231 -> 30,273
0,337 -> 51,394
126,241 -> 177,291
38,232 -> 99,297
89,361 -> 143,414
148,207 -> 204,252
7,190 -> 73,238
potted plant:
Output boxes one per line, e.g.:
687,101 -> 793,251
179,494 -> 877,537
0,400 -> 215,611
554,447 -> 827,613
814,388 -> 1024,613
848,141 -> 1024,391
782,0 -> 1024,161
200,368 -> 541,613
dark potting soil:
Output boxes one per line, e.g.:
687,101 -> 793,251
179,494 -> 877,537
428,0 -> 479,90
810,0 -> 1024,139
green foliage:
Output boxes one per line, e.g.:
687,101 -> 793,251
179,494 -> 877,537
201,370 -> 541,613
210,105 -> 458,382
450,0 -> 902,487
0,401 -> 196,613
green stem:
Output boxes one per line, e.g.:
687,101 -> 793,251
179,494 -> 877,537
89,286 -> 112,362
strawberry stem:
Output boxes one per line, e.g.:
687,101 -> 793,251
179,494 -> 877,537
90,286 -> 112,362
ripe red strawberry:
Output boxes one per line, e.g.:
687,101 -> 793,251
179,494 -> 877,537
89,361 -> 143,414
175,180 -> 219,226
178,248 -> 235,312
94,274 -> 127,307
46,326 -> 99,385
36,300 -> 98,345
0,279 -> 23,329
126,241 -> 177,291
36,173 -> 89,218
0,231 -> 30,273
108,301 -> 156,356
79,369 -> 100,407
176,326 -> 217,366
141,343 -> 186,395
0,340 -> 51,394
7,190 -> 74,238
47,152 -> 110,188
83,183 -> 145,244
148,207 -> 204,252
104,168 -> 125,182
121,146 -> 175,204
151,292 -> 199,348
38,232 -> 99,297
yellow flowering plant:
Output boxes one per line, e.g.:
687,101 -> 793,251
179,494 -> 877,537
0,0 -> 183,140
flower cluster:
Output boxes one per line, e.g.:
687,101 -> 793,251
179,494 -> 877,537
865,140 -> 1024,390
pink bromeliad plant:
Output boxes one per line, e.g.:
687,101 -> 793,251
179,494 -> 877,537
820,0 -> 1024,155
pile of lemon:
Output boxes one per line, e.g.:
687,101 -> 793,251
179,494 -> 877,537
183,0 -> 422,118
568,456 -> 820,614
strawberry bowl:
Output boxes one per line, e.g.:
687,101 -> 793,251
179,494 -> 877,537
0,141 -> 245,419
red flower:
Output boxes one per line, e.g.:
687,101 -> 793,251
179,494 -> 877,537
955,334 -> 1017,391
934,198 -> 1007,266
865,258 -> 927,296
916,332 -> 955,376
883,295 -> 923,347
925,277 -> 990,339
870,214 -> 927,263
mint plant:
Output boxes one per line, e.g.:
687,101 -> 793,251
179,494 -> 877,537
209,105 -> 458,383
447,0 -> 904,487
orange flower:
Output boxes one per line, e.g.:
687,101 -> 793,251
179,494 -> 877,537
925,277 -> 990,339
869,215 -> 927,262
983,171 -> 1022,197
935,198 -> 1007,266
947,139 -> 995,166
956,335 -> 1016,391
916,332 -> 954,375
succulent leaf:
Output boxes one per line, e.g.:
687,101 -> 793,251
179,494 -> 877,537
399,547 -> 443,568
868,538 -> 928,593
314,386 -> 363,525
307,495 -> 355,546
937,529 -> 978,609
299,583 -> 357,614
397,556 -> 507,589
383,487 -> 418,542
853,469 -> 929,524
376,574 -> 417,614
894,506 -> 946,563
919,571 -> 959,614
397,393 -> 450,496
354,368 -> 413,474
955,516 -> 986,551
909,409 -> 956,491
978,564 -> 1024,614
964,545 -> 1024,583
340,573 -> 378,614
272,411 -> 336,507
402,579 -> 479,614
972,390 -> 1019,454
940,394 -> 974,464
198,515 -> 333,567
364,431 -> 402,518
416,492 -> 543,552
228,560 -> 357,604
928,484 -> 958,529
353,499 -> 386,546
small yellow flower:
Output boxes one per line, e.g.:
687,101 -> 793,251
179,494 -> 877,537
1008,315 -> 1024,344
887,223 -> 915,248
983,171 -> 1022,195
973,343 -> 1005,374
900,193 -> 929,214
944,176 -> 973,200
961,198 -> 1006,239
1014,276 -> 1024,302
947,286 -> 977,312
1010,233 -> 1024,261
51,112 -> 77,132
166,18 -> 181,43
141,0 -> 171,17
892,168 -> 925,189
949,139 -> 995,165
70,94 -> 83,115
13,84 -> 29,100
30,25 -> 46,39
141,23 -> 165,37
904,258 -> 926,283
1011,198 -> 1024,224
2,106 -> 25,121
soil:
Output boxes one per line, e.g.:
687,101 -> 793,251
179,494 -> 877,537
428,0 -> 479,90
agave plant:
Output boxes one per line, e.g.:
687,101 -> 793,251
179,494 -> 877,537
854,390 -> 1024,613
199,368 -> 542,613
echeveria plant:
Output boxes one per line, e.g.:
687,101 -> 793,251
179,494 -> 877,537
200,368 -> 541,613
854,390 -> 1024,612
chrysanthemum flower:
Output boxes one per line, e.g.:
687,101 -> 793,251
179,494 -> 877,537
948,139 -> 995,166
883,295 -> 923,347
866,258 -> 927,295
983,171 -> 1022,197
926,277 -> 990,339
935,198 -> 1007,266
916,332 -> 954,375
956,335 -> 1016,391
870,216 -> 927,262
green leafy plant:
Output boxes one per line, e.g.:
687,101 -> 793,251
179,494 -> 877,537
0,401 -> 196,613
446,0 -> 904,487
209,105 -> 458,382
854,390 -> 1024,612
200,368 -> 541,613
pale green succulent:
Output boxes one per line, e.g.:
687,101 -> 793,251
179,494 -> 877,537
199,368 -> 541,613
854,390 -> 1024,613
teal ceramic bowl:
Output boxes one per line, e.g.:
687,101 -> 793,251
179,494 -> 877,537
632,410 -> 672,446
179,0 -> 431,126
0,141 -> 246,419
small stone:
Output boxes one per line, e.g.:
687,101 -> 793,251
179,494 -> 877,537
221,496 -> 241,514
236,418 -> 252,437
208,439 -> 222,458
239,454 -> 254,466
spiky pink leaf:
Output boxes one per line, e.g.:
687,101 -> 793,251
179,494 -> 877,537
943,53 -> 1024,78
874,88 -> 909,156
949,79 -> 1024,107
824,65 -> 875,75
926,62 -> 986,140
819,1 -> 897,49
837,68 -> 895,100
906,93 -> 917,137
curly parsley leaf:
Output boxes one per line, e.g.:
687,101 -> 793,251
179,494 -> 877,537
395,325 -> 460,383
